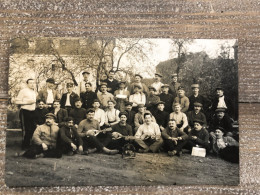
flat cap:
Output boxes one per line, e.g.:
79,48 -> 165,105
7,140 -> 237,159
193,119 -> 204,125
46,78 -> 55,84
173,102 -> 181,107
171,73 -> 178,78
125,101 -> 133,106
216,87 -> 224,91
155,73 -> 162,77
86,108 -> 95,114
119,111 -> 128,117
82,71 -> 90,75
148,86 -> 156,91
137,104 -> 145,108
178,86 -> 185,90
66,82 -> 74,87
100,82 -> 107,87
161,84 -> 170,88
45,113 -> 56,119
133,84 -> 142,89
215,126 -> 225,132
215,108 -> 226,112
135,74 -> 143,79
156,101 -> 165,105
191,84 -> 199,88
194,102 -> 203,107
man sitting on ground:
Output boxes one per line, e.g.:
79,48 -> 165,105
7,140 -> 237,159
134,112 -> 163,153
162,119 -> 188,157
22,113 -> 62,159
59,117 -> 83,156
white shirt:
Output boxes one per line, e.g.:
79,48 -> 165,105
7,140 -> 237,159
169,112 -> 188,129
105,108 -> 120,123
151,81 -> 164,95
46,88 -> 54,104
65,93 -> 71,106
217,96 -> 227,108
129,93 -> 146,107
94,108 -> 106,126
15,87 -> 36,111
135,122 -> 161,139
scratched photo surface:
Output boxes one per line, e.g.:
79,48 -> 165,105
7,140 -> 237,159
5,37 -> 239,186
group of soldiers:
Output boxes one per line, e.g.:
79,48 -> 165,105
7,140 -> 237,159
15,70 -> 239,163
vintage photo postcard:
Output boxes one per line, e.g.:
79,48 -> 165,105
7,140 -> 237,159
5,37 -> 239,186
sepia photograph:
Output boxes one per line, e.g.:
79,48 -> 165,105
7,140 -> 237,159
5,37 -> 239,186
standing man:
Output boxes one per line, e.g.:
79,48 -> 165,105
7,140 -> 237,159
103,70 -> 119,94
151,72 -> 164,95
173,86 -> 190,113
78,71 -> 96,94
37,78 -> 60,110
60,82 -> 79,114
80,82 -> 97,110
15,79 -> 37,149
129,74 -> 149,95
159,84 -> 174,113
169,73 -> 181,98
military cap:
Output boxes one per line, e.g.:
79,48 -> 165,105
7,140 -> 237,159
125,101 -> 133,106
107,99 -> 116,105
82,71 -> 90,75
156,101 -> 165,105
100,82 -> 107,87
133,84 -> 142,89
215,126 -> 225,132
66,82 -> 74,88
135,74 -> 143,79
45,113 -> 56,119
93,99 -> 100,103
161,84 -> 170,88
155,73 -> 162,77
137,104 -> 145,108
171,73 -> 178,78
216,87 -> 224,91
215,108 -> 226,112
178,86 -> 185,90
119,111 -> 128,117
148,86 -> 156,91
46,78 -> 55,84
194,102 -> 203,107
193,119 -> 204,125
191,84 -> 199,88
86,108 -> 95,114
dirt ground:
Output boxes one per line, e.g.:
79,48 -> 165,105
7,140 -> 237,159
5,131 -> 239,187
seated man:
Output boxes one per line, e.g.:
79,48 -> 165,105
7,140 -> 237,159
134,112 -> 163,153
77,108 -> 118,155
185,119 -> 210,152
173,86 -> 190,113
159,84 -> 174,114
153,101 -> 169,131
209,108 -> 234,136
92,99 -> 106,128
69,98 -> 87,127
162,119 -> 188,156
211,127 -> 239,163
107,111 -> 134,153
186,102 -> 207,131
129,84 -> 146,113
51,99 -> 68,126
22,113 -> 62,159
104,100 -> 120,127
169,103 -> 188,132
59,117 -> 83,155
80,82 -> 97,110
34,100 -> 49,126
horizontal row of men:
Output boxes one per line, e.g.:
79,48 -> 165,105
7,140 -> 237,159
19,108 -> 238,163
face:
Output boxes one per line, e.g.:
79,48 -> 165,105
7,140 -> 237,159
216,90 -> 224,97
47,82 -> 55,89
83,73 -> 90,80
178,89 -> 185,97
172,76 -> 178,83
168,120 -> 177,130
45,117 -> 54,126
86,112 -> 94,121
192,87 -> 199,94
53,102 -> 60,109
108,101 -> 115,109
109,72 -> 115,79
119,83 -> 125,89
85,84 -> 92,91
157,104 -> 164,111
67,86 -> 73,93
93,102 -> 100,109
38,101 -> 45,109
217,111 -> 225,119
138,107 -> 145,113
144,115 -> 152,124
134,87 -> 141,93
101,85 -> 107,92
66,120 -> 74,128
194,106 -> 201,112
27,80 -> 35,89
194,122 -> 202,131
120,115 -> 127,123
215,129 -> 224,139
75,101 -> 82,108
154,75 -> 160,82
174,105 -> 181,112
135,76 -> 141,83
125,105 -> 132,111
162,87 -> 169,94
149,89 -> 155,95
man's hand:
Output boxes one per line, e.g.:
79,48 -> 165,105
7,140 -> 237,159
86,130 -> 97,136
71,143 -> 77,151
155,136 -> 161,141
160,126 -> 165,131
74,124 -> 78,129
177,137 -> 182,140
191,136 -> 197,140
78,145 -> 83,152
179,127 -> 184,131
42,143 -> 48,151
112,132 -> 122,139
140,134 -> 150,140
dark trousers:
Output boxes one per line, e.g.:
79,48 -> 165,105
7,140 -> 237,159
19,109 -> 36,148
23,144 -> 62,159
134,137 -> 163,152
82,133 -> 112,152
184,140 -> 210,152
163,139 -> 187,153
219,146 -> 239,163
58,139 -> 78,154
107,138 -> 128,153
